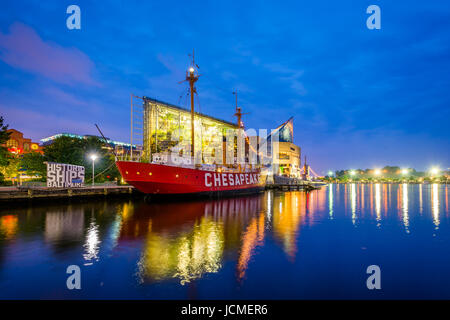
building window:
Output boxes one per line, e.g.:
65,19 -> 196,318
23,143 -> 30,151
144,100 -> 237,164
6,139 -> 18,148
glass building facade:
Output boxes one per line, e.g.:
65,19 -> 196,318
142,97 -> 239,163
264,117 -> 301,177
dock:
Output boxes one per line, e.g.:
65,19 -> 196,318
0,185 -> 139,202
0,176 -> 324,202
265,175 -> 323,191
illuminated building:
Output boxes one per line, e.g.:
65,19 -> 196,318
141,97 -> 239,163
267,118 -> 301,178
4,129 -> 43,154
138,98 -> 302,174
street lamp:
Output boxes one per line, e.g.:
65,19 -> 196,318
328,171 -> 333,176
430,167 -> 439,176
374,169 -> 381,176
90,154 -> 98,186
401,168 -> 408,175
350,170 -> 356,176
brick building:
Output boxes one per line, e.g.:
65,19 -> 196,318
4,129 -> 43,155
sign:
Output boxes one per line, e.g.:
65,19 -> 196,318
204,172 -> 260,188
46,162 -> 85,188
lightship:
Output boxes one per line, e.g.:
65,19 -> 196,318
116,53 -> 265,196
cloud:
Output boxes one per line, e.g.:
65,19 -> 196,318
43,87 -> 89,107
263,63 -> 307,96
0,22 -> 99,86
1,104 -> 96,139
221,71 -> 237,81
1,102 -> 128,143
146,54 -> 186,102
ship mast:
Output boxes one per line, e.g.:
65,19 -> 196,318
233,91 -> 242,128
186,50 -> 199,158
233,90 -> 248,129
233,91 -> 252,170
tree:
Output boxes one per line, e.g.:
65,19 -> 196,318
0,156 -> 19,182
20,152 -> 46,178
43,135 -> 120,183
0,116 -> 11,167
44,136 -> 85,165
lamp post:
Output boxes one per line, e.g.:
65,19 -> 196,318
430,167 -> 439,176
90,154 -> 98,186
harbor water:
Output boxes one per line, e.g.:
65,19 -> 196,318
0,184 -> 449,299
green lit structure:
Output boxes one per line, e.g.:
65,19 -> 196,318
142,97 -> 239,163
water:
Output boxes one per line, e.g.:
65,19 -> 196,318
0,184 -> 449,299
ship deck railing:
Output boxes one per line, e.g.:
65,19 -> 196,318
115,155 -> 260,173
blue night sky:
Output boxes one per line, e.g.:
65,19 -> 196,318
0,1 -> 449,173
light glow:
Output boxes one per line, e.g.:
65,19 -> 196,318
351,183 -> 356,225
83,220 -> 101,264
375,183 -> 381,225
402,183 -> 409,233
432,183 -> 440,228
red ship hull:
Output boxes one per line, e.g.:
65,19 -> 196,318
116,161 -> 265,195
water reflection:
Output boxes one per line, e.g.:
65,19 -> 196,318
361,184 -> 365,214
138,216 -> 224,285
0,215 -> 18,240
266,191 -> 272,222
83,217 -> 101,265
446,187 -> 448,216
375,184 -> 381,226
401,184 -> 410,233
237,213 -> 265,281
351,183 -> 356,225
130,197 -> 261,284
272,192 -> 304,259
0,184 -> 449,298
328,183 -> 333,219
383,185 -> 388,216
432,183 -> 440,229
45,208 -> 84,243
419,184 -> 423,214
